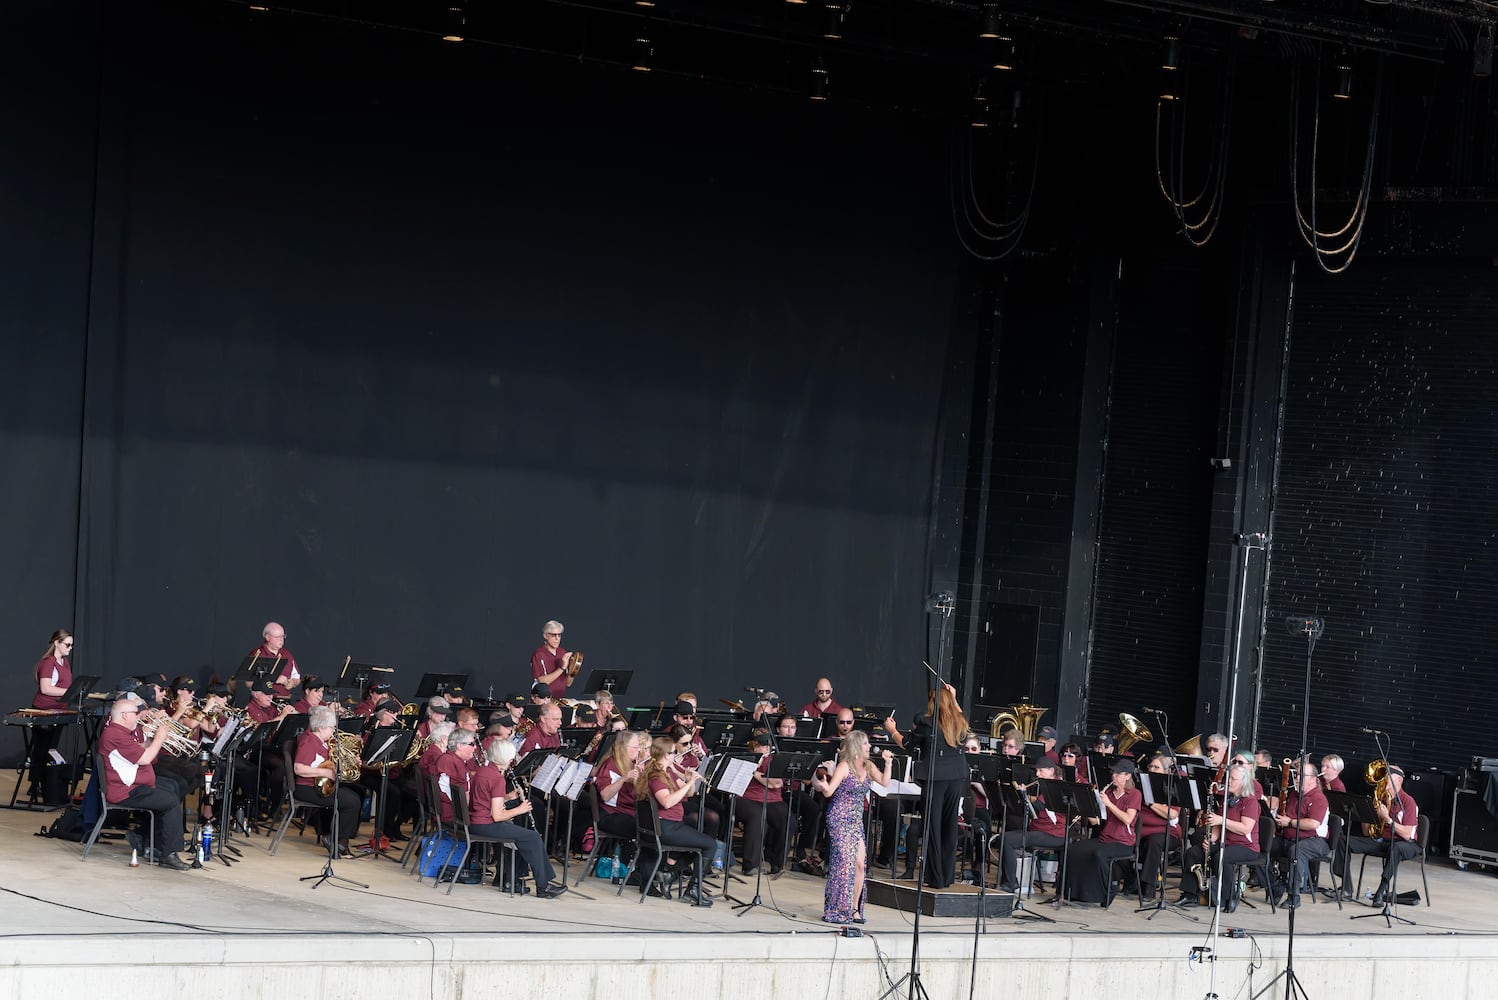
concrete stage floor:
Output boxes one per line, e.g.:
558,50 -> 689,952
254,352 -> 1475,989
1,804 -> 1496,999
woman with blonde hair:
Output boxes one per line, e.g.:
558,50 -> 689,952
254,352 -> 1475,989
812,729 -> 893,924
635,735 -> 717,905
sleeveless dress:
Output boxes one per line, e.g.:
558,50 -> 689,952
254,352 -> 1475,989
823,768 -> 870,924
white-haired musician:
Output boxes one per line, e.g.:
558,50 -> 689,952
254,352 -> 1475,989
469,738 -> 566,898
98,693 -> 190,870
293,706 -> 360,857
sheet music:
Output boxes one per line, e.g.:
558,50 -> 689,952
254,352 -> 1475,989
871,779 -> 922,798
368,734 -> 399,764
556,760 -> 590,801
717,757 -> 757,796
210,718 -> 240,757
532,754 -> 565,794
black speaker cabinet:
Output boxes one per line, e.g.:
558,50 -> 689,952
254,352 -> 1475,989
1450,787 -> 1498,868
1404,770 -> 1449,856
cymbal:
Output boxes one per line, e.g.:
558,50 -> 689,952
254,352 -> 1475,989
719,698 -> 749,713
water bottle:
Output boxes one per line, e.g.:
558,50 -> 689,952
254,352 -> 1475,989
201,822 -> 214,862
610,845 -> 624,884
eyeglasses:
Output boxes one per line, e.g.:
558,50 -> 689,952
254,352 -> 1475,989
1062,752 -> 1077,757
544,632 -> 562,638
816,690 -> 832,695
837,720 -> 854,726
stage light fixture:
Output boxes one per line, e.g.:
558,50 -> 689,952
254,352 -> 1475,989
1476,24 -> 1494,78
1333,51 -> 1352,99
1162,35 -> 1180,72
633,32 -> 653,72
991,35 -> 1016,71
811,56 -> 830,101
979,4 -> 1002,40
634,0 -> 656,6
442,2 -> 465,42
971,91 -> 990,128
823,3 -> 843,40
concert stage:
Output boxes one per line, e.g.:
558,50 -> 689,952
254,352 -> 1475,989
1,805 -> 1495,1000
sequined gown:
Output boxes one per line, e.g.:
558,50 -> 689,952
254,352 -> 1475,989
823,768 -> 870,923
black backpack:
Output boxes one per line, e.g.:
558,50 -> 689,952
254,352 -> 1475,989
36,805 -> 85,842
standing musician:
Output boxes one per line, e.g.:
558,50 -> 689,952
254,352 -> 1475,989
292,705 -> 361,858
1177,757 -> 1260,909
469,739 -> 567,898
737,728 -> 792,877
1319,753 -> 1347,793
27,630 -> 74,795
996,759 -> 1067,893
531,619 -> 578,700
636,735 -> 718,906
1334,763 -> 1420,906
250,622 -> 300,697
1272,757 -> 1330,909
1136,751 -> 1183,902
1064,758 -> 1141,906
99,692 -> 192,870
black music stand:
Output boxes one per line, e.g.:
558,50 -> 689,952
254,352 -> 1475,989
1326,791 -> 1415,927
977,755 -> 1052,924
61,675 -> 101,797
790,718 -> 821,740
415,673 -> 468,699
1036,778 -> 1102,907
298,736 -> 368,891
701,719 -> 750,750
339,660 -> 394,699
1136,771 -> 1200,921
579,670 -> 632,697
767,749 -> 819,894
362,727 -> 414,861
1085,751 -> 1121,786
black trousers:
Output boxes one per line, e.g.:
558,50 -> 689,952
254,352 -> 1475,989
293,783 -> 361,844
1338,835 -> 1421,887
470,821 -> 556,888
997,829 -> 1066,890
1181,843 -> 1259,896
123,779 -> 185,856
921,778 -> 964,888
358,772 -> 406,835
1139,831 -> 1183,895
737,798 -> 792,871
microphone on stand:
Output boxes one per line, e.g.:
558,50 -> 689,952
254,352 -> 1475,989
1140,706 -> 1166,714
1360,727 -> 1385,735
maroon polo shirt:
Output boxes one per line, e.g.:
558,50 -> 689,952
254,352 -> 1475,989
1280,785 -> 1330,841
596,759 -> 636,816
32,655 -> 72,711
99,720 -> 153,804
1029,797 -> 1066,838
1223,795 -> 1262,849
1139,796 -> 1182,840
531,645 -> 570,699
518,726 -> 561,756
247,698 -> 281,724
1099,787 -> 1143,846
436,752 -> 470,824
648,776 -> 683,822
418,742 -> 445,779
743,754 -> 780,804
1378,789 -> 1418,841
249,644 -> 300,696
294,731 -> 329,788
470,764 -> 506,825
800,699 -> 843,720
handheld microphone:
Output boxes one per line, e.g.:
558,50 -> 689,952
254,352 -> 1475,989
745,686 -> 766,695
1360,726 -> 1385,735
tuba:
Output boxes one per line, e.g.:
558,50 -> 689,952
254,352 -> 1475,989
1116,713 -> 1154,756
1174,733 -> 1204,758
988,703 -> 1049,740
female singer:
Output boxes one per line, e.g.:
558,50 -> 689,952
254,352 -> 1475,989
1136,751 -> 1183,902
469,738 -> 565,897
292,705 -> 360,857
907,683 -> 970,888
1063,758 -> 1141,906
1177,757 -> 1261,909
635,735 -> 719,906
28,630 -> 74,792
812,729 -> 893,925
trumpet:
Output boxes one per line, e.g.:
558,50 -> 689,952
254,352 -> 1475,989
140,715 -> 200,756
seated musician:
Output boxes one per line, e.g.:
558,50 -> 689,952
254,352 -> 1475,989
737,728 -> 793,877
419,722 -> 456,783
996,758 -> 1066,893
483,714 -> 518,754
434,729 -> 477,827
995,730 -> 1028,832
518,703 -> 563,755
153,676 -> 207,809
355,700 -> 409,844
751,691 -> 784,722
593,730 -> 646,843
961,733 -> 992,879
416,696 -> 450,739
1319,753 -> 1347,793
454,706 -> 482,761
667,720 -> 722,848
1038,726 -> 1061,765
781,712 -> 827,871
251,622 -> 300,698
1136,751 -> 1184,902
1255,749 -> 1281,816
293,705 -> 361,857
98,693 -> 191,870
1177,758 -> 1260,909
470,738 -> 566,897
1059,743 -> 1085,783
1333,763 -> 1420,906
351,681 -> 392,718
636,735 -> 718,906
290,676 -> 329,715
1063,758 -> 1140,906
1272,757 -> 1330,909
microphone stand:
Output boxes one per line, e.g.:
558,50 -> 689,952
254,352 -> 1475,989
879,593 -> 952,1000
1138,710 -> 1193,921
301,746 -> 367,890
1349,730 -> 1414,928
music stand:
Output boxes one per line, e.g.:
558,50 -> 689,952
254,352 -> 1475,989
1085,751 -> 1121,785
59,675 -> 101,796
1136,771 -> 1199,921
791,718 -> 822,740
579,670 -> 632,697
974,754 -> 1051,924
362,726 -> 413,861
701,719 -> 750,750
339,659 -> 394,696
414,673 -> 468,699
1036,779 -> 1102,907
298,738 -> 368,891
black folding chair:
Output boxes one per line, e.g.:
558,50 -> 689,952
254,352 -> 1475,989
268,743 -> 332,856
81,752 -> 156,862
446,785 -> 520,897
575,780 -> 633,887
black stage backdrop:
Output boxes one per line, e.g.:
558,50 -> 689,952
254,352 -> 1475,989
0,1 -> 954,751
